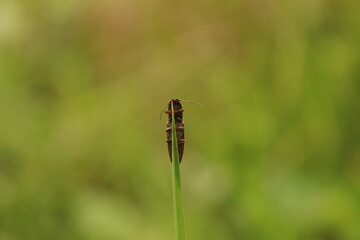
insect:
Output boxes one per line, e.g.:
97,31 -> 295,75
161,99 -> 201,163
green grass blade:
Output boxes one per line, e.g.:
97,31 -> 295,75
171,101 -> 187,240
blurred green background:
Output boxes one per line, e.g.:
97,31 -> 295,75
1,0 -> 360,239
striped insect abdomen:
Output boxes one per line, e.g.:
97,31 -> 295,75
165,99 -> 185,162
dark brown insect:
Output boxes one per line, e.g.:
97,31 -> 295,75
164,99 -> 185,162
161,99 -> 201,163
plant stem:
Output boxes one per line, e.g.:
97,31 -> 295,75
171,101 -> 187,240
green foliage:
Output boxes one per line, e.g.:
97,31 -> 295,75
1,0 -> 360,240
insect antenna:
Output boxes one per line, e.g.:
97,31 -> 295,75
160,99 -> 202,120
178,99 -> 203,106
159,101 -> 169,120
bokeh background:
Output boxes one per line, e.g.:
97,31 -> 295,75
1,0 -> 360,239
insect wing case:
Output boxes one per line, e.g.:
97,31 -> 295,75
165,99 -> 185,162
